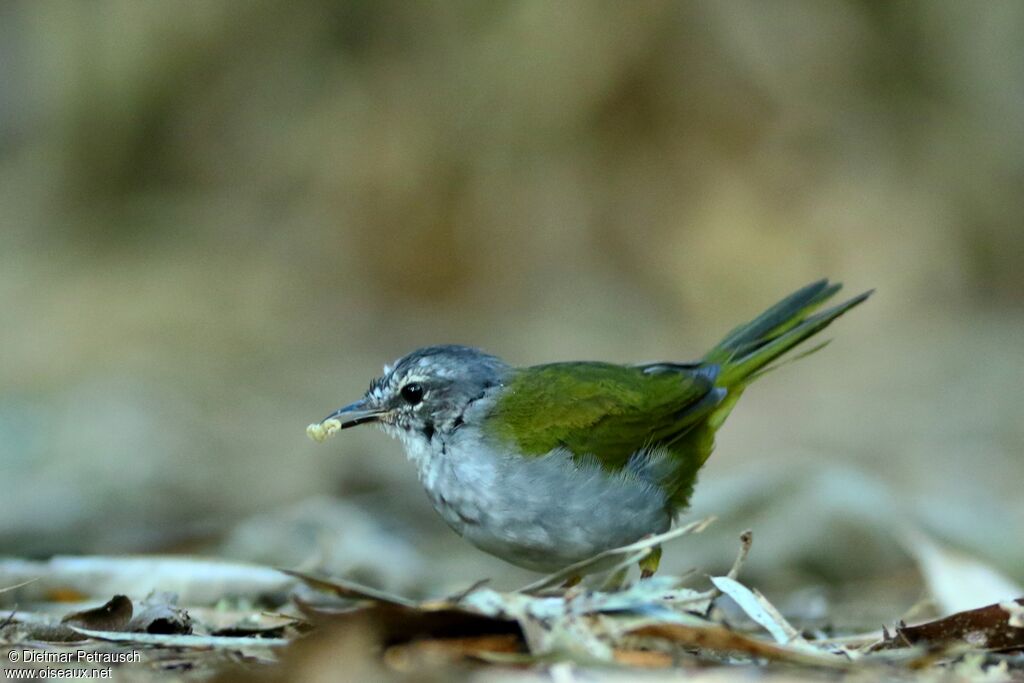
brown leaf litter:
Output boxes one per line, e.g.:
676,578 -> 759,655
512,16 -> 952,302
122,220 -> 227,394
2,523 -> 1023,681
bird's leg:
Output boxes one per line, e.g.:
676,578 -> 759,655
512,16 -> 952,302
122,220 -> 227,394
600,566 -> 630,591
639,544 -> 662,579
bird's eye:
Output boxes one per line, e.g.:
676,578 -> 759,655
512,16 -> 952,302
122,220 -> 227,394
400,383 -> 424,405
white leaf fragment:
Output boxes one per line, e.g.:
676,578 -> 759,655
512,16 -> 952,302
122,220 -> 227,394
1000,601 -> 1024,628
68,626 -> 289,648
711,575 -> 807,648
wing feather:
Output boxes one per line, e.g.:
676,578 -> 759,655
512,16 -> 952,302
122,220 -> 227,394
486,361 -> 721,472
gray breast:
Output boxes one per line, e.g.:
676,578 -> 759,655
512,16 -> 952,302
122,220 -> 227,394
416,426 -> 673,573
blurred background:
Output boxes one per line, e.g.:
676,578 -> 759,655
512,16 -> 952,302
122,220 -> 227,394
1,1 -> 1022,605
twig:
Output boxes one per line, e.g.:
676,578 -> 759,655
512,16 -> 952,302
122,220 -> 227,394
0,577 -> 40,594
727,530 -> 753,580
0,605 -> 17,630
517,517 -> 715,593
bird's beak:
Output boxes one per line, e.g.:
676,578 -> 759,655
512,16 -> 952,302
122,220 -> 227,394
320,399 -> 385,429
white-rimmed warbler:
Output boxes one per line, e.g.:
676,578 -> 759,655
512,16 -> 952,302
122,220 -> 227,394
309,280 -> 870,577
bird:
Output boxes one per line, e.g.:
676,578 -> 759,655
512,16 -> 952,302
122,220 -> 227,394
308,280 -> 870,579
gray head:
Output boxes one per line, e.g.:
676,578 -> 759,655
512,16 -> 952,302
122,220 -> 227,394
320,345 -> 508,443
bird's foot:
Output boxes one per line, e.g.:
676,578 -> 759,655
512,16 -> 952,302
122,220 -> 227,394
560,574 -> 583,589
638,544 -> 662,579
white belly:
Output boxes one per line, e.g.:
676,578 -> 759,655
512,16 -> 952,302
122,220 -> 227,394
406,429 -> 673,573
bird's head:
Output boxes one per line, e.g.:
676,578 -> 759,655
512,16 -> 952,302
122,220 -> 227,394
312,345 -> 508,446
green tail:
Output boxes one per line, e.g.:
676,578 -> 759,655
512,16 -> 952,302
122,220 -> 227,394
704,280 -> 872,427
663,280 -> 871,507
623,279 -> 873,509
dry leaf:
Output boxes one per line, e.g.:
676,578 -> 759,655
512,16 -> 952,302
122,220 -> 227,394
630,622 -> 848,668
0,556 -> 294,606
67,626 -> 290,649
1000,601 -> 1024,628
710,576 -> 808,648
282,569 -> 418,608
612,648 -> 675,668
902,528 -> 1024,615
61,594 -> 133,632
517,517 -> 715,593
890,598 -> 1024,652
126,592 -> 192,634
383,634 -> 523,670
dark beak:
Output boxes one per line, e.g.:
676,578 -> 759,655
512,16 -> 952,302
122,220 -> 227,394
321,400 -> 385,429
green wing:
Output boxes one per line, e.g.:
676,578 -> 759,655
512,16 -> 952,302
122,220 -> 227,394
483,280 -> 871,509
486,362 -> 722,487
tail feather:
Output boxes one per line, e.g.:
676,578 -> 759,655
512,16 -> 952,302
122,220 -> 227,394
707,280 -> 872,388
664,280 -> 870,506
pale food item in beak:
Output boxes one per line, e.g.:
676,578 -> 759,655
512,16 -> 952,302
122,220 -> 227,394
306,418 -> 342,443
